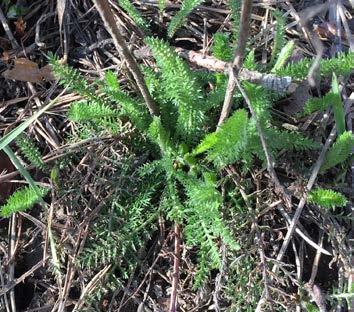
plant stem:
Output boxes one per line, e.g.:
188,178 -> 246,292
218,0 -> 253,126
91,0 -> 159,117
169,223 -> 181,312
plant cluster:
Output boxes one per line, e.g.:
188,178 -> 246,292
1,1 -> 353,310
48,27 -> 352,301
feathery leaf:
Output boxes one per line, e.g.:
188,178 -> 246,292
167,0 -> 204,37
0,186 -> 49,217
321,131 -> 354,172
308,188 -> 348,209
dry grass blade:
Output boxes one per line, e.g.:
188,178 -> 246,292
57,0 -> 66,31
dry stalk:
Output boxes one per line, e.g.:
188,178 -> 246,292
174,48 -> 296,93
0,257 -> 48,296
91,0 -> 159,116
272,125 -> 337,272
234,77 -> 292,209
217,0 -> 253,126
294,3 -> 328,86
255,125 -> 337,311
277,205 -> 331,256
0,6 -> 20,49
169,223 -> 181,312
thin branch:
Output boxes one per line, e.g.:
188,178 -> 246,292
277,205 -> 331,256
218,0 -> 253,126
234,77 -> 292,209
0,6 -> 20,49
309,230 -> 325,287
272,126 -> 337,272
174,48 -> 296,93
0,258 -> 48,297
297,3 -> 328,86
135,46 -> 296,93
91,0 -> 159,116
169,223 -> 181,312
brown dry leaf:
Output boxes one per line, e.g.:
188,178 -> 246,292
14,17 -> 26,38
2,58 -> 42,83
0,151 -> 14,204
40,64 -> 56,81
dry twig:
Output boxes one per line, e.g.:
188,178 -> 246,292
234,77 -> 292,209
169,224 -> 181,312
91,0 -> 159,116
0,6 -> 20,49
217,0 -> 253,126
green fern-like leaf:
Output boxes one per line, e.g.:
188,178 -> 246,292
68,100 -> 118,122
275,52 -> 354,80
331,73 -> 345,135
303,92 -> 337,115
308,188 -> 348,209
148,116 -> 172,154
49,54 -> 102,104
141,66 -> 160,97
270,10 -> 286,65
118,0 -> 149,32
68,100 -> 120,133
178,173 -> 239,288
103,71 -> 151,131
266,129 -> 319,151
244,49 -> 257,70
158,0 -> 166,12
145,37 -> 205,142
167,0 -> 204,37
0,186 -> 48,217
212,32 -> 233,62
229,0 -> 241,42
243,82 -> 272,125
16,134 -> 46,170
271,40 -> 295,73
194,109 -> 249,168
321,131 -> 354,172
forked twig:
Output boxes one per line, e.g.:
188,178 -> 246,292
175,48 -> 296,93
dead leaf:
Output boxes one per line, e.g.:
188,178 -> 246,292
14,17 -> 26,38
0,151 -> 14,204
2,58 -> 42,83
40,64 -> 56,81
